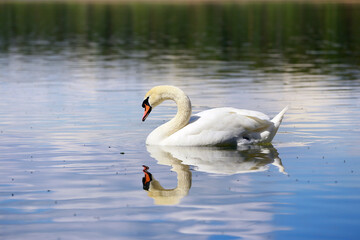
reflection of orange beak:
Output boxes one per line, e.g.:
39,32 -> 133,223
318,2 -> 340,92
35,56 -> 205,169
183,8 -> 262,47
144,171 -> 151,184
142,104 -> 152,122
142,165 -> 152,191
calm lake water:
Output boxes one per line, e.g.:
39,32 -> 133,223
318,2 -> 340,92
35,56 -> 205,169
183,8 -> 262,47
1,1 -> 360,240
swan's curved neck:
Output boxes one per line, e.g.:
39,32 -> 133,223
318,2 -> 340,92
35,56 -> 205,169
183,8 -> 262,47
147,87 -> 192,144
167,89 -> 192,133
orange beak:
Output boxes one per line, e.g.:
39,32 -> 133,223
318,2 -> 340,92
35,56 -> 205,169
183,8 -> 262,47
142,103 -> 152,122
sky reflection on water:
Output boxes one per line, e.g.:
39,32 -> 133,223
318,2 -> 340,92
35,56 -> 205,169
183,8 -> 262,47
1,45 -> 359,240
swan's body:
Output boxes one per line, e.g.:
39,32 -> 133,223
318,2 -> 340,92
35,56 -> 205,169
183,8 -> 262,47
142,85 -> 288,146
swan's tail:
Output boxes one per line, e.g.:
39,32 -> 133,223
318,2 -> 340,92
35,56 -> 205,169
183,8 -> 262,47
271,106 -> 289,128
267,106 -> 289,142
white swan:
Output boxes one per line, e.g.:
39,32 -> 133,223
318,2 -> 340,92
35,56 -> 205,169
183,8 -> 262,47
142,85 -> 288,146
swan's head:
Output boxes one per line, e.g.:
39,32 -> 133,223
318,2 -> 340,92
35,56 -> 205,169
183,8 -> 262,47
141,86 -> 172,121
142,85 -> 190,122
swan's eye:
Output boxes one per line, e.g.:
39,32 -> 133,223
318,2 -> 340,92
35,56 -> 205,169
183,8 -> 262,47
142,97 -> 150,108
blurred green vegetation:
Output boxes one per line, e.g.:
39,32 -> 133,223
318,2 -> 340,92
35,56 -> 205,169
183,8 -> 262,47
0,1 -> 359,64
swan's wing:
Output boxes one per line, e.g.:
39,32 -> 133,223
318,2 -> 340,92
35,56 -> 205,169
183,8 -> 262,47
162,107 -> 272,146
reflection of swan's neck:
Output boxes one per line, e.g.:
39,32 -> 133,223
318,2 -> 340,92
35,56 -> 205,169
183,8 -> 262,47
146,145 -> 192,205
148,163 -> 192,205
147,87 -> 192,144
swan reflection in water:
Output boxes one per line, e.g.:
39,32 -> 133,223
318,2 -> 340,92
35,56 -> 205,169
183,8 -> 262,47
142,144 -> 286,205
